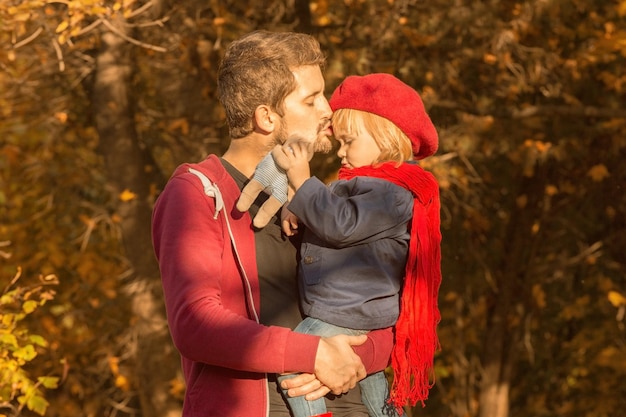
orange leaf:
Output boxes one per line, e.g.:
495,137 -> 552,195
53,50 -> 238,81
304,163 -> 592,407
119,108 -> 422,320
608,290 -> 626,307
119,189 -> 137,202
587,164 -> 610,182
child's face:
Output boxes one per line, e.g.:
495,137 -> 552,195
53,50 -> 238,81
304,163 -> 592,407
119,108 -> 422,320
334,126 -> 382,169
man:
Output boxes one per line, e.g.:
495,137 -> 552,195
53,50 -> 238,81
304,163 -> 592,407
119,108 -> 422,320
152,31 -> 393,417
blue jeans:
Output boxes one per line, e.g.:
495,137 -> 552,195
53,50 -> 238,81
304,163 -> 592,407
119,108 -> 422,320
278,317 -> 403,417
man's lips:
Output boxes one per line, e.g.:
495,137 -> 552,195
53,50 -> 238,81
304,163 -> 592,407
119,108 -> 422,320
320,120 -> 332,137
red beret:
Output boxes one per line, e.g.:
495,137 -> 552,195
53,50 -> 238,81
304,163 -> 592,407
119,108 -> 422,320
329,73 -> 438,159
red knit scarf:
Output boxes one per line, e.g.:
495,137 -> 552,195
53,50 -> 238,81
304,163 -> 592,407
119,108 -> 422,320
338,161 -> 442,412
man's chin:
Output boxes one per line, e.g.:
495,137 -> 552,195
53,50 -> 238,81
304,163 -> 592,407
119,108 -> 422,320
314,133 -> 333,153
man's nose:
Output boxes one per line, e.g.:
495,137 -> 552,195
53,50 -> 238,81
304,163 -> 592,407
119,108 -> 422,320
320,97 -> 332,119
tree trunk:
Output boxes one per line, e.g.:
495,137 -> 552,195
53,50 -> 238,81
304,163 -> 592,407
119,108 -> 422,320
92,18 -> 181,417
478,292 -> 513,417
478,167 -> 545,417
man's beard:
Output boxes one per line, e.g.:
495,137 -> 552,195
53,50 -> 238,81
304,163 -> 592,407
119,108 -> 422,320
273,120 -> 289,147
273,118 -> 329,149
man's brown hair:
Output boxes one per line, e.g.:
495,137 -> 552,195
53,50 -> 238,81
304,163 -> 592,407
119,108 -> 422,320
217,31 -> 326,139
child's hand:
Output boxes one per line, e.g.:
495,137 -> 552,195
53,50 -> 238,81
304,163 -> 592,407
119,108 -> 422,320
281,204 -> 300,236
273,141 -> 312,191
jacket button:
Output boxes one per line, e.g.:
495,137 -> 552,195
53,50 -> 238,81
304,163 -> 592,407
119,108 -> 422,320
303,256 -> 314,264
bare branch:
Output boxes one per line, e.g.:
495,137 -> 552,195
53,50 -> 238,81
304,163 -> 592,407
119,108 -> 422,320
3,266 -> 21,295
512,105 -> 626,119
127,15 -> 170,29
100,18 -> 167,53
433,100 -> 626,120
13,26 -> 43,49
75,18 -> 104,37
52,38 -> 65,72
125,0 -> 154,19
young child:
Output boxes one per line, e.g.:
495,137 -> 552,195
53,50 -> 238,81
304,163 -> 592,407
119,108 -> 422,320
276,73 -> 442,417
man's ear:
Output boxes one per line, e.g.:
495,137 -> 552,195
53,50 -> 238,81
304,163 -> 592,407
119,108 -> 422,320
253,105 -> 278,134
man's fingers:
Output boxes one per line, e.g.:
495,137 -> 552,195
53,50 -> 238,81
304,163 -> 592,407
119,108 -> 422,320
286,379 -> 323,398
280,372 -> 316,390
304,385 -> 331,401
280,373 -> 326,398
314,334 -> 367,395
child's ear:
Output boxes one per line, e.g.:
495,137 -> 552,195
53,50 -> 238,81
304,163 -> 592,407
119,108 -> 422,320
253,105 -> 278,133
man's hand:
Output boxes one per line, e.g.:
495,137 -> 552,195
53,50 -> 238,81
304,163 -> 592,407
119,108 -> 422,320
314,334 -> 368,395
280,373 -> 331,401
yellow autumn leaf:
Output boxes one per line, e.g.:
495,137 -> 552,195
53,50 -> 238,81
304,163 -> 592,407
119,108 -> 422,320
108,356 -> 120,375
55,20 -> 69,33
38,376 -> 59,389
618,0 -> 626,17
168,118 -> 189,135
12,12 -> 33,22
606,206 -> 616,219
54,112 -> 68,123
587,164 -> 610,182
119,189 -> 137,202
22,300 -> 38,314
534,140 -> 552,154
483,53 -> 497,65
532,284 -> 546,308
531,221 -> 540,235
608,290 -> 626,307
545,184 -> 558,196
115,374 -> 130,391
315,15 -> 331,26
169,376 -> 186,397
595,346 -> 626,370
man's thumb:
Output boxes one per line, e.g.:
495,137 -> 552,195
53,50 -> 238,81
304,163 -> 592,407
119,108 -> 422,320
347,334 -> 368,346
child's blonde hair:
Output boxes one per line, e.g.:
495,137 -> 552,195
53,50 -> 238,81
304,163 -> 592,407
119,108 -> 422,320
332,108 -> 414,165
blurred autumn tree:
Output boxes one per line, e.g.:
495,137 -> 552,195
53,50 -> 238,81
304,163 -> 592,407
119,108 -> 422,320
1,0 -> 625,416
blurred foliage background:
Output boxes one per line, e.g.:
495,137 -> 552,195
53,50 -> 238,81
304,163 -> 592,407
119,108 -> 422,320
1,0 -> 625,416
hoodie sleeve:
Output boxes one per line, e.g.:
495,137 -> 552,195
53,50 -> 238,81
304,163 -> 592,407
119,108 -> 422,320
152,169 -> 320,374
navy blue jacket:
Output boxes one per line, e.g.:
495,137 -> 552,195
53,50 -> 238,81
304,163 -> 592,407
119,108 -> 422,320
288,175 -> 413,330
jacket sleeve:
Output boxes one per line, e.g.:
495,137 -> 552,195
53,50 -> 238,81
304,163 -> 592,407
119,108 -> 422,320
289,176 -> 413,247
152,172 -> 319,374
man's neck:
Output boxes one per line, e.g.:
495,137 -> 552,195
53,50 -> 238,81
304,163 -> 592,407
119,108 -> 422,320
221,135 -> 273,178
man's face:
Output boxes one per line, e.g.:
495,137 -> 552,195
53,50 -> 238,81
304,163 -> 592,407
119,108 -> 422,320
277,65 -> 332,146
